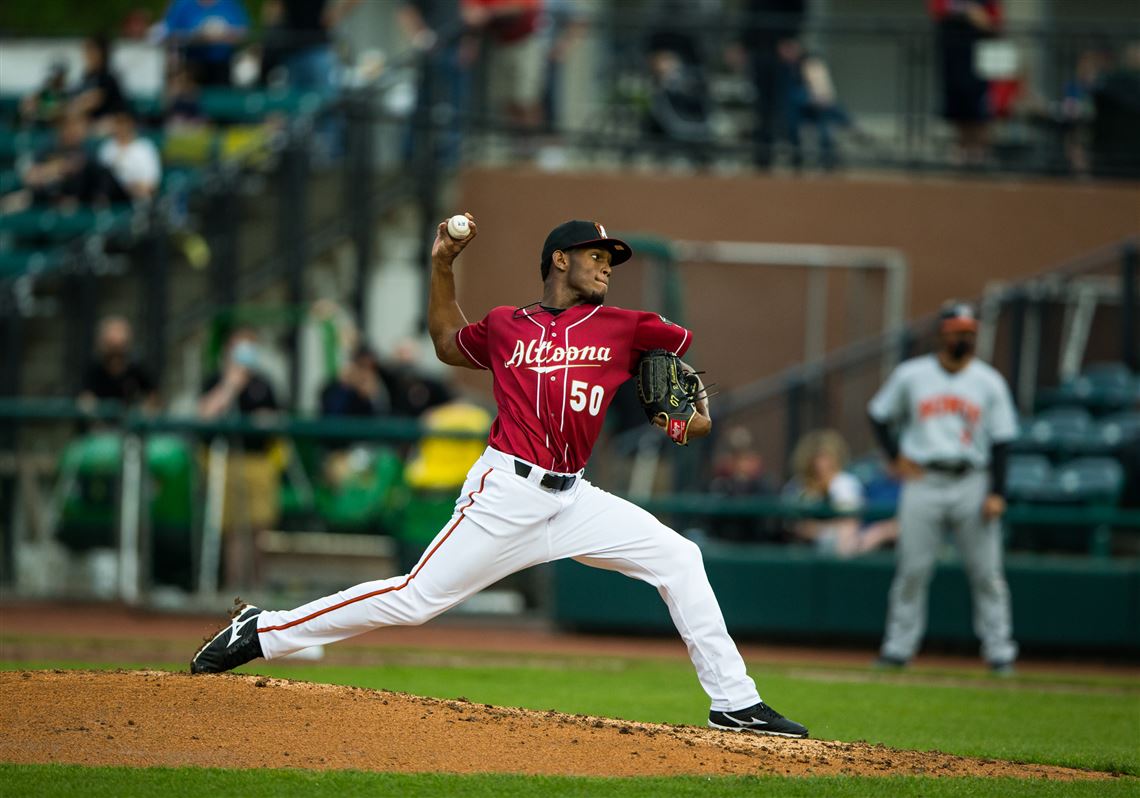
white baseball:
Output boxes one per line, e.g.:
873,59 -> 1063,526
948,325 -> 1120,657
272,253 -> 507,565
447,215 -> 471,240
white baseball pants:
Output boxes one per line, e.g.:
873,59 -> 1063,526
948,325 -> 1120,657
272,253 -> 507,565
256,446 -> 762,711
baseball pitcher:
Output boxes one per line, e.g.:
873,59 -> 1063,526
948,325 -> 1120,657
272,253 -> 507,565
868,302 -> 1019,672
191,216 -> 809,738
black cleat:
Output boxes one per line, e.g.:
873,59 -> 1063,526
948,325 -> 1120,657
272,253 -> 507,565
190,599 -> 265,674
873,654 -> 909,670
708,702 -> 809,738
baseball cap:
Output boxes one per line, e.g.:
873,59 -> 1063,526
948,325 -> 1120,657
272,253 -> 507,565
939,301 -> 979,333
541,220 -> 632,268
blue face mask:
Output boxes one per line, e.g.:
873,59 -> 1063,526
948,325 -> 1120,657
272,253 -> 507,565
232,340 -> 259,368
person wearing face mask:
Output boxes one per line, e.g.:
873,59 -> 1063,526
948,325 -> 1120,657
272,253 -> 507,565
198,328 -> 282,589
79,316 -> 158,411
866,301 -> 1019,675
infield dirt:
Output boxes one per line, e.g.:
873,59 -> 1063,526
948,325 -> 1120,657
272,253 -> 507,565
0,670 -> 1116,779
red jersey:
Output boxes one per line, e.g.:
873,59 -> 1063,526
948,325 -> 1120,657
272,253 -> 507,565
456,303 -> 692,472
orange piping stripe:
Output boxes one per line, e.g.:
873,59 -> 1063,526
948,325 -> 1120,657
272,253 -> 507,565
257,467 -> 494,633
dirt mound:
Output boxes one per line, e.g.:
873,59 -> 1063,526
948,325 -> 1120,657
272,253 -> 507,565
0,670 -> 1110,779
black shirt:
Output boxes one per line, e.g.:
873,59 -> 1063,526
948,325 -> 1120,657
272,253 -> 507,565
320,379 -> 382,418
74,69 -> 127,120
201,372 -> 280,451
82,360 -> 155,405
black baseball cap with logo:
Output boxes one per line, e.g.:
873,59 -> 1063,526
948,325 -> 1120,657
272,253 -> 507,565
541,220 -> 633,268
938,300 -> 979,333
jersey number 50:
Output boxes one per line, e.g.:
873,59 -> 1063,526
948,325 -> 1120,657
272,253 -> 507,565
570,380 -> 605,416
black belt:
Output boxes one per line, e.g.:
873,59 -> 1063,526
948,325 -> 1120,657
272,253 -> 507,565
514,460 -> 577,492
923,461 -> 976,476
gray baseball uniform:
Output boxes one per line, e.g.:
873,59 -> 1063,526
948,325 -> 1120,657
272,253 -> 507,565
868,354 -> 1019,664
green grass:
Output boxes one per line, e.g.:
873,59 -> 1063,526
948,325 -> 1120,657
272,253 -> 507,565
5,655 -> 1139,776
2,765 -> 1137,798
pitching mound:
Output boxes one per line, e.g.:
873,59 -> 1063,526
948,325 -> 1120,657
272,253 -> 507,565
0,670 -> 1108,779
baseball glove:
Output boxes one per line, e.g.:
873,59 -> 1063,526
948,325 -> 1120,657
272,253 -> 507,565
636,349 -> 702,446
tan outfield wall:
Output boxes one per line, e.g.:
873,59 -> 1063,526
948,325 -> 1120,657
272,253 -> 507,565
453,168 -> 1140,392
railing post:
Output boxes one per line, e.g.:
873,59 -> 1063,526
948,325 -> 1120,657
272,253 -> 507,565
140,210 -> 169,385
280,122 -> 310,408
1007,290 -> 1027,411
345,87 -> 376,330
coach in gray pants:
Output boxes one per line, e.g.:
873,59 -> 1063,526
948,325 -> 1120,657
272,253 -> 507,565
868,302 -> 1019,673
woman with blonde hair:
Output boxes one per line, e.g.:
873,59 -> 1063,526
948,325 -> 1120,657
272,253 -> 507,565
786,429 -> 896,557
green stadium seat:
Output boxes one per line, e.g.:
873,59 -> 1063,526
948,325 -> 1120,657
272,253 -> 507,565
1005,455 -> 1052,503
0,248 -> 69,278
1012,406 -> 1096,459
0,205 -> 135,239
1049,457 -> 1125,505
0,169 -> 21,193
1036,362 -> 1139,416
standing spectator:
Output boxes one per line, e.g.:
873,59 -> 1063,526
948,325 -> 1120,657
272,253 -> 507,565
198,329 -> 282,590
159,0 -> 250,86
79,316 -> 158,411
1091,42 -> 1140,180
98,110 -> 162,203
867,301 -> 1019,674
930,0 -> 1003,166
398,0 -> 474,167
70,35 -> 128,132
463,0 -> 546,139
1059,49 -> 1108,175
738,0 -> 805,169
263,0 -> 359,94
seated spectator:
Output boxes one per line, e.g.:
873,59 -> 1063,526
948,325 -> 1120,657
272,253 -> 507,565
20,60 -> 70,128
159,0 -> 250,87
78,316 -> 159,411
2,111 -> 109,212
163,64 -> 206,129
320,344 -> 389,419
98,110 -> 162,203
379,339 -> 453,417
785,429 -> 896,558
70,35 -> 128,132
707,426 -> 777,542
781,39 -> 854,171
198,328 -> 281,590
644,49 -> 713,166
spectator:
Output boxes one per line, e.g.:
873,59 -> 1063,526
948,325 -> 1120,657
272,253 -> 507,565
319,344 -> 389,419
644,49 -> 714,167
2,111 -> 108,212
98,110 -> 162,203
379,339 -> 453,417
198,328 -> 282,590
707,426 -> 777,542
784,429 -> 896,558
263,0 -> 359,93
159,0 -> 250,87
738,0 -> 806,169
780,39 -> 854,171
1091,42 -> 1140,180
463,0 -> 546,141
19,60 -> 70,128
930,0 -> 1003,166
78,316 -> 158,411
163,63 -> 206,129
397,0 -> 476,167
70,35 -> 128,132
1058,48 -> 1109,175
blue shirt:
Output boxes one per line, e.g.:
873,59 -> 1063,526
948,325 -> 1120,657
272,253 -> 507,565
163,0 -> 249,63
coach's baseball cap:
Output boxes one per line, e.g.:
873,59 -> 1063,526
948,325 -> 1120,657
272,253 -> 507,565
939,301 -> 979,332
541,220 -> 633,267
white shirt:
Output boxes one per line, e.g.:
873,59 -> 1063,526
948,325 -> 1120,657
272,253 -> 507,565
868,355 -> 1019,467
98,136 -> 161,198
